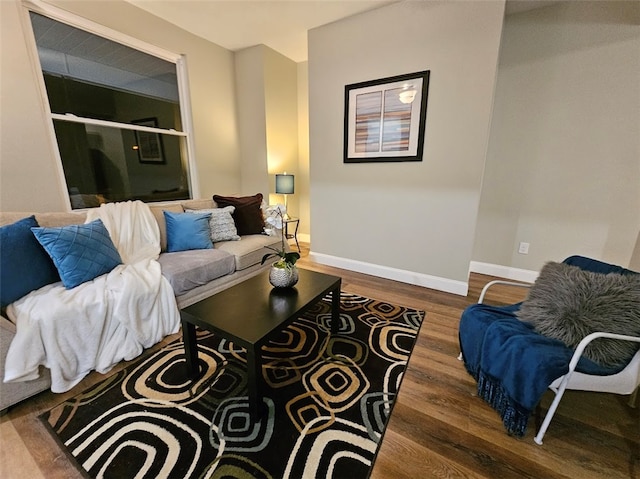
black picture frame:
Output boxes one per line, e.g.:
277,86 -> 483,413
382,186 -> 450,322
133,117 -> 165,164
344,70 -> 430,163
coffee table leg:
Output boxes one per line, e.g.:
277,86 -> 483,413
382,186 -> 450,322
246,346 -> 262,420
182,321 -> 200,379
331,281 -> 341,334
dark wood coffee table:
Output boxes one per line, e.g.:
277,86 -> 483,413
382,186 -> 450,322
180,268 -> 341,420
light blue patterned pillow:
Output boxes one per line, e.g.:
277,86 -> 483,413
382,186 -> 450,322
31,219 -> 122,289
163,210 -> 213,252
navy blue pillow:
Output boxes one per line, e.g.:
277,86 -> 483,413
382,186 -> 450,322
0,216 -> 60,307
31,219 -> 122,289
163,210 -> 213,253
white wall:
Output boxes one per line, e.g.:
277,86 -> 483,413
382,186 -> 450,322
473,1 -> 640,273
308,0 -> 505,293
1,0 -> 242,211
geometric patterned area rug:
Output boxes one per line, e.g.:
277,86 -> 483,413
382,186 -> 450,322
42,293 -> 425,479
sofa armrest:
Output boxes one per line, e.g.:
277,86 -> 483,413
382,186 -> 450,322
0,313 -> 51,412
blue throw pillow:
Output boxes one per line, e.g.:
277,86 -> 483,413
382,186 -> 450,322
0,216 -> 60,307
163,210 -> 213,253
31,219 -> 123,289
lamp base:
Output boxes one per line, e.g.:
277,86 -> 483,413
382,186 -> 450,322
283,194 -> 290,220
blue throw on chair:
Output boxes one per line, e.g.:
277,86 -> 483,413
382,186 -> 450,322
459,256 -> 634,436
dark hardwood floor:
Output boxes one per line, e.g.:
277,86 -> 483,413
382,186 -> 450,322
0,242 -> 638,478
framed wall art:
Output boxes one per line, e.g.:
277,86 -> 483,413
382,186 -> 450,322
133,117 -> 165,164
344,70 -> 430,163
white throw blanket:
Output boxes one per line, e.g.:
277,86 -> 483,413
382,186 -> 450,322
4,201 -> 180,392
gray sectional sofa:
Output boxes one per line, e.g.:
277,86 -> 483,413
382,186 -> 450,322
0,197 -> 284,412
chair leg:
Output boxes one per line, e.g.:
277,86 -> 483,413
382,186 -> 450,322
534,378 -> 571,445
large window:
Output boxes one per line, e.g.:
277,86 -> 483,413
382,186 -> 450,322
29,10 -> 193,209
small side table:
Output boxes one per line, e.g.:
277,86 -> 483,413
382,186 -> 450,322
283,217 -> 300,253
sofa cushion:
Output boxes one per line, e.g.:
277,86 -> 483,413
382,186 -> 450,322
1,212 -> 87,228
186,207 -> 240,243
0,216 -> 60,307
215,234 -> 282,271
31,219 -> 122,289
213,194 -> 265,235
158,249 -> 235,296
164,210 -> 213,253
181,198 -> 215,210
517,261 -> 640,368
149,203 -> 184,252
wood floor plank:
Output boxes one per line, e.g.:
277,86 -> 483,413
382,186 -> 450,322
0,418 -> 46,479
386,401 -> 563,478
371,428 -> 483,479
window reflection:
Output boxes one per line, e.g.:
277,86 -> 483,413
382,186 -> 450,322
55,121 -> 189,209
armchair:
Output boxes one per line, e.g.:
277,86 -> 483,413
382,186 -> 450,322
459,256 -> 640,444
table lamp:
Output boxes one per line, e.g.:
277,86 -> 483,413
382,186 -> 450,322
275,173 -> 294,219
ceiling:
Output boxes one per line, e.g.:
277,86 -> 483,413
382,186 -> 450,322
126,0 -> 396,63
125,0 -> 558,63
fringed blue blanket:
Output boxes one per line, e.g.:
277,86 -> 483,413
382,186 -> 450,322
459,303 -> 615,437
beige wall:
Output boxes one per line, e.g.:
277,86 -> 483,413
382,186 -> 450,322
308,0 -> 505,292
1,0 -> 242,210
235,46 -> 269,197
630,231 -> 640,271
297,62 -> 310,240
473,1 -> 640,272
0,0 -> 68,211
235,45 -> 300,214
264,47 -> 299,217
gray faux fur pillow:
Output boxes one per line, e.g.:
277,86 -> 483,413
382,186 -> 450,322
516,261 -> 640,368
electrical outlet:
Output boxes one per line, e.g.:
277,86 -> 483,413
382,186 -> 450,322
518,242 -> 530,254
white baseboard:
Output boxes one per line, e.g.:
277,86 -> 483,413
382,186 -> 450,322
469,261 -> 538,283
309,252 -> 469,296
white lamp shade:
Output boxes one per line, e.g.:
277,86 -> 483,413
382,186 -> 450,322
275,174 -> 294,194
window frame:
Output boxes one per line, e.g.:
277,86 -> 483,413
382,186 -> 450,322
21,0 -> 199,210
